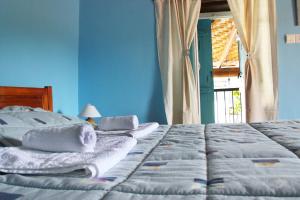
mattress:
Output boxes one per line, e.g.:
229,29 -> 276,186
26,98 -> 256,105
1,109 -> 300,199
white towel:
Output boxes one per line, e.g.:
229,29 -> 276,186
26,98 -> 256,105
0,134 -> 137,178
22,124 -> 97,153
130,122 -> 159,138
98,115 -> 139,131
96,122 -> 159,139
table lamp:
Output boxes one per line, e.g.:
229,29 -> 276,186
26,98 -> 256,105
80,104 -> 101,126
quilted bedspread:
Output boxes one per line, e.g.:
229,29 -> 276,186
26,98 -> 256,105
1,113 -> 300,199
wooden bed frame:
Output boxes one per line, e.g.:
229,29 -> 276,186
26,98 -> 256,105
0,86 -> 53,111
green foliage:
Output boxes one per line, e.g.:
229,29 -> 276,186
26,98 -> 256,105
229,91 -> 241,115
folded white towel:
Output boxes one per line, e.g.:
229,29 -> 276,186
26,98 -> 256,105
0,134 -> 137,178
130,122 -> 159,138
22,124 -> 97,153
98,115 -> 139,131
96,122 -> 159,139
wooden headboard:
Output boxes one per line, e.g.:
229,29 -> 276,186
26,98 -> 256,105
0,86 -> 53,111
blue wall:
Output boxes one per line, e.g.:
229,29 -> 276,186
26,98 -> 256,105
277,0 -> 300,119
79,0 -> 166,123
78,0 -> 300,123
0,0 -> 79,116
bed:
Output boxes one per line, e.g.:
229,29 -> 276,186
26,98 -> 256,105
0,86 -> 53,111
1,86 -> 300,199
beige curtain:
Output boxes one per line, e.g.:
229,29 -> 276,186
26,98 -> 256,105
155,0 -> 201,124
227,0 -> 278,122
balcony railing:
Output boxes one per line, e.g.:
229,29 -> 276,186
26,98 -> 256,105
214,88 -> 243,123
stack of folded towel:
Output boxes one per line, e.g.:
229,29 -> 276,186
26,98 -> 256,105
0,133 -> 136,178
0,124 -> 137,178
0,115 -> 159,178
97,115 -> 159,138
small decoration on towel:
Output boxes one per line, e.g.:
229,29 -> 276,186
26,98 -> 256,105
198,150 -> 206,154
143,161 -> 168,170
62,115 -> 72,121
206,178 -> 225,189
159,142 -> 173,148
206,150 -> 218,155
0,192 -> 22,200
252,159 -> 280,167
194,178 -> 207,185
94,176 -> 117,182
192,179 -> 206,189
207,178 -> 224,185
143,161 -> 168,167
0,118 -> 8,125
127,151 -> 144,155
33,118 -> 47,125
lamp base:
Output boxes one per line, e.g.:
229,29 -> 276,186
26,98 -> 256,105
86,117 -> 97,127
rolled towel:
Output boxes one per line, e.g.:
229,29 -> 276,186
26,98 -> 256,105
130,122 -> 159,138
98,115 -> 139,131
22,124 -> 97,152
96,122 -> 159,139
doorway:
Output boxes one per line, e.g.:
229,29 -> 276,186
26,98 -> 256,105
198,17 -> 246,124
